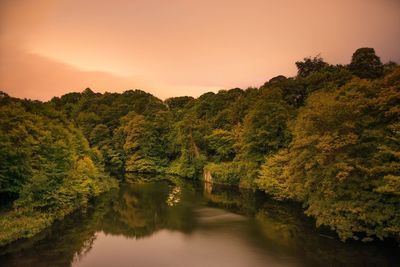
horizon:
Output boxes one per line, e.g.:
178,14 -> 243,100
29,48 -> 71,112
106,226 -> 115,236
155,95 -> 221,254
1,0 -> 399,101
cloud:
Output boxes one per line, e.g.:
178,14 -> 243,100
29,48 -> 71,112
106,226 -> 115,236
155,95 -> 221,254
0,44 -> 224,101
0,44 -> 148,100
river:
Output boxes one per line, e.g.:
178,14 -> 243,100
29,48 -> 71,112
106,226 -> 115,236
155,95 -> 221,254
0,177 -> 399,267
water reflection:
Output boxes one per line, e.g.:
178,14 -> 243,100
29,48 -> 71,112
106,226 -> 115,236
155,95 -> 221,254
166,186 -> 182,206
100,181 -> 198,239
0,177 -> 399,267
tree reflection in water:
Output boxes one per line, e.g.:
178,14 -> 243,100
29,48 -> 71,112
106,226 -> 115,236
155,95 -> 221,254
100,179 -> 198,239
0,176 -> 399,267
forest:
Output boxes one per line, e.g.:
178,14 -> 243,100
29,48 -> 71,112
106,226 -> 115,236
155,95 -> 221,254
0,47 -> 399,245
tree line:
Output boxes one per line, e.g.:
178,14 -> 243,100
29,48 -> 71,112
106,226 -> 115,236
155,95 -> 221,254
0,47 -> 399,244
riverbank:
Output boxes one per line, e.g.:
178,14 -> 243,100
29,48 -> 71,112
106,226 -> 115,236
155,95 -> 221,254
0,179 -> 118,247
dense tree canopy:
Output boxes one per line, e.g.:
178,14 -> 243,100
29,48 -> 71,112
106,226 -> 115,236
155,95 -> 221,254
257,67 -> 400,241
0,47 -> 399,244
0,96 -> 117,245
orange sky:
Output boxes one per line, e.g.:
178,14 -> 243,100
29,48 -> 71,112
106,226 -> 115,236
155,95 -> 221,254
1,0 -> 399,101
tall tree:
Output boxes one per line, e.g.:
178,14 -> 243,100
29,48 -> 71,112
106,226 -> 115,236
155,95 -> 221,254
349,47 -> 384,79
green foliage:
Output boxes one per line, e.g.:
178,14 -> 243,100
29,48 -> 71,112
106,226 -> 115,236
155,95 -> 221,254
1,47 -> 398,243
117,111 -> 172,173
238,88 -> 293,163
257,67 -> 400,240
205,129 -> 236,162
295,55 -> 328,77
165,96 -> 194,110
164,111 -> 208,178
0,103 -> 36,203
204,162 -> 241,185
349,47 -> 384,79
0,210 -> 54,246
0,97 -> 117,245
89,124 -> 110,146
51,89 -> 168,175
256,149 -> 293,200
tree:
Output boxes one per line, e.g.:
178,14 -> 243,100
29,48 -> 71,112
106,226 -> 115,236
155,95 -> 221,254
0,103 -> 37,203
89,124 -> 110,146
239,88 -> 293,163
295,55 -> 328,77
349,47 -> 384,79
205,129 -> 236,162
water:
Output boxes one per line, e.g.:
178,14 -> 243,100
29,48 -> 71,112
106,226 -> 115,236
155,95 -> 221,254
1,177 -> 399,267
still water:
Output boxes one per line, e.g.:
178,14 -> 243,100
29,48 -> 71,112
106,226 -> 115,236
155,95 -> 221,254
0,177 -> 399,267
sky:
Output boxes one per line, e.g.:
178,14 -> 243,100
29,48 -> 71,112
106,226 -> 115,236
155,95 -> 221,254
0,0 -> 399,101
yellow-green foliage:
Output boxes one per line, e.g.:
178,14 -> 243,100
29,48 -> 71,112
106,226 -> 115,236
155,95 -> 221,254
204,161 -> 259,188
205,129 -> 236,161
204,162 -> 241,185
257,67 -> 400,241
117,111 -> 172,173
0,100 -> 117,246
1,48 -> 398,244
256,149 -> 295,200
0,211 -> 54,247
